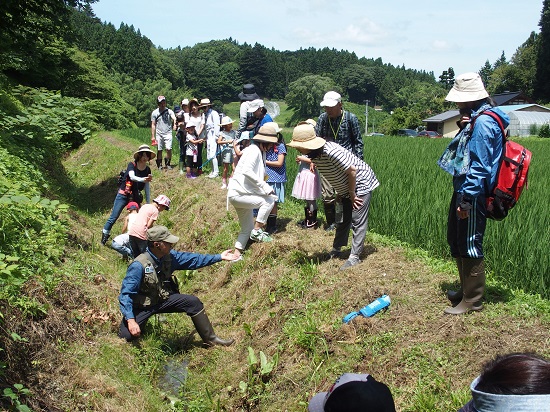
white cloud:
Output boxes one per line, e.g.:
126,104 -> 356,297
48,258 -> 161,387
291,17 -> 388,48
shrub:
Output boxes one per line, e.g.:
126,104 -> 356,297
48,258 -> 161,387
538,123 -> 550,138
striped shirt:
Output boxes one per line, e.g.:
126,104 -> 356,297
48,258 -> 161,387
313,142 -> 379,197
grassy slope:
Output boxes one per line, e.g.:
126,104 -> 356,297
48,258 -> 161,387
52,130 -> 550,411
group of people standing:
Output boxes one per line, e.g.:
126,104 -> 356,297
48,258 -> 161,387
99,71 -> 513,362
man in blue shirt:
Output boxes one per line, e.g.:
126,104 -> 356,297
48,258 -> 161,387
118,225 -> 236,346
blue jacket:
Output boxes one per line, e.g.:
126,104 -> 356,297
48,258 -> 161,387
119,248 -> 221,320
453,105 -> 509,200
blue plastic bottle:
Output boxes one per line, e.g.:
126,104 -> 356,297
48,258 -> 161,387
358,295 -> 391,317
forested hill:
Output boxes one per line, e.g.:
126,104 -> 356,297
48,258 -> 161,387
4,3 -> 545,133
68,8 -> 439,125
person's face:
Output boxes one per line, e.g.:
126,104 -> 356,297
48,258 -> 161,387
190,103 -> 198,113
457,101 -> 475,110
253,107 -> 263,118
324,102 -> 342,118
259,142 -> 274,152
296,147 -> 311,155
182,104 -> 189,112
158,100 -> 166,110
153,240 -> 173,257
139,152 -> 151,162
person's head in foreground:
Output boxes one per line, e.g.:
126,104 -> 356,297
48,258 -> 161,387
445,72 -> 494,111
308,373 -> 396,412
459,352 -> 550,412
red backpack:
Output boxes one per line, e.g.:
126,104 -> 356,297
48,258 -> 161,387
474,111 -> 532,221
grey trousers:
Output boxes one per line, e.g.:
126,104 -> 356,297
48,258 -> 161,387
333,192 -> 372,258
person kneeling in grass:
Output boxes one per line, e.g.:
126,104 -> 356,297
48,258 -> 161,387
118,225 -> 236,346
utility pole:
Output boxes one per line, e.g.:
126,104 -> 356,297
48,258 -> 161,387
372,99 -> 376,133
364,100 -> 369,134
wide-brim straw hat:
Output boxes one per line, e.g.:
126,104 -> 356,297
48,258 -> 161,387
288,122 -> 326,151
446,72 -> 489,103
199,98 -> 211,108
134,144 -> 156,160
220,116 -> 235,126
238,83 -> 260,101
252,122 -> 281,144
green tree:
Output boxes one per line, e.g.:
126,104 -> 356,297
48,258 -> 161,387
285,75 -> 336,126
240,43 -> 269,95
487,32 -> 538,96
493,51 -> 508,70
536,0 -> 550,100
479,60 -> 493,87
438,67 -> 455,89
340,64 -> 381,103
0,0 -> 97,80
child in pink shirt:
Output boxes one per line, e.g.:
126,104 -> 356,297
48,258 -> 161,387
128,194 -> 171,257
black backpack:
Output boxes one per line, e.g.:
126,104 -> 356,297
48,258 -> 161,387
116,162 -> 135,186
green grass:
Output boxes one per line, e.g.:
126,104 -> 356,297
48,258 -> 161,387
365,136 -> 550,298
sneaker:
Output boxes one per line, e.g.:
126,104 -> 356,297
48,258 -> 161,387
230,255 -> 243,263
339,258 -> 360,271
208,173 -> 218,179
250,228 -> 273,242
165,165 -> 173,170
221,183 -> 227,189
186,173 -> 196,179
325,223 -> 337,232
179,170 -> 184,175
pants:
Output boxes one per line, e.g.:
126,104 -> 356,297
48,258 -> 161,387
156,131 -> 173,151
111,239 -> 133,258
333,192 -> 372,258
129,235 -> 147,258
207,135 -> 219,174
228,194 -> 276,250
447,192 -> 487,259
103,192 -> 130,234
118,293 -> 204,341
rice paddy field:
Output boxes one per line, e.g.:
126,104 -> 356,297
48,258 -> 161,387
364,136 -> 549,299
119,128 -> 549,299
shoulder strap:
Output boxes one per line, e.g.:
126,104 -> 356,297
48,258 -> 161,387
472,110 -> 506,142
155,108 -> 168,123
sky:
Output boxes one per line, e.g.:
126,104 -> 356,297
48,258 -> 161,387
92,0 -> 543,78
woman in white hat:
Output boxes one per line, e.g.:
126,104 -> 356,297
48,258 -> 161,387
101,144 -> 154,245
227,123 -> 280,260
438,72 -> 509,315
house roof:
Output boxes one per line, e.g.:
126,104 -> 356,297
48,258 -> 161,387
423,104 -> 550,123
423,110 -> 459,123
492,92 -> 535,106
498,104 -> 550,113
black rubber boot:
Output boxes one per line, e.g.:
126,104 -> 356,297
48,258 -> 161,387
324,201 -> 336,231
266,215 -> 277,234
191,309 -> 234,347
298,207 -> 308,228
306,209 -> 317,229
156,158 -> 162,169
101,232 -> 110,245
